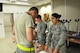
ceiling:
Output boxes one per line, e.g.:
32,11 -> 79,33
0,0 -> 51,6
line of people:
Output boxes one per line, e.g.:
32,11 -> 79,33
12,6 -> 67,53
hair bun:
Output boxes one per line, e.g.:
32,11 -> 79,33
58,15 -> 61,18
52,13 -> 61,18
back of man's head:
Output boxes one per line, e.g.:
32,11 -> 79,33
29,7 -> 38,14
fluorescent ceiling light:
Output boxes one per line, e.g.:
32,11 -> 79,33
10,0 -> 17,2
22,0 -> 28,1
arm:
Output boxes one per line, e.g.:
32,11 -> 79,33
12,26 -> 15,35
45,27 -> 52,50
25,16 -> 35,42
26,27 -> 34,42
55,25 -> 67,50
38,23 -> 47,35
12,35 -> 16,42
12,26 -> 16,42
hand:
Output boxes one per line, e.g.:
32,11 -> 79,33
12,26 -> 15,35
53,48 -> 58,53
12,31 -> 15,35
45,45 -> 48,51
12,36 -> 16,42
33,31 -> 37,36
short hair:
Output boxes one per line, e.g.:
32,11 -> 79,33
52,13 -> 61,18
29,7 -> 38,14
36,15 -> 41,19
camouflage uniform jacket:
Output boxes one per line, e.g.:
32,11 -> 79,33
37,21 -> 47,45
46,22 -> 67,53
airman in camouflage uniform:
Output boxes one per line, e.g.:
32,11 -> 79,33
46,13 -> 67,53
37,21 -> 47,45
35,15 -> 47,45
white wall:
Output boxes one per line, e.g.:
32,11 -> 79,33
3,13 -> 12,27
0,4 -> 32,38
51,0 -> 80,32
51,0 -> 65,19
38,4 -> 51,20
0,13 -> 5,38
3,3 -> 31,24
3,13 -> 12,32
3,4 -> 31,13
3,4 -> 31,26
3,3 -> 31,23
66,0 -> 80,32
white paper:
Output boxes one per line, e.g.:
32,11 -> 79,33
39,51 -> 48,53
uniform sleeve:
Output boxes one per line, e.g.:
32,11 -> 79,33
38,23 -> 47,35
25,16 -> 34,28
55,25 -> 67,49
46,28 -> 52,46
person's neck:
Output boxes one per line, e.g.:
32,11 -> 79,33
38,20 -> 42,23
54,22 -> 58,25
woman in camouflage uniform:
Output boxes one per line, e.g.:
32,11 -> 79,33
45,13 -> 67,53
